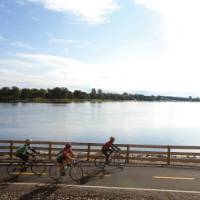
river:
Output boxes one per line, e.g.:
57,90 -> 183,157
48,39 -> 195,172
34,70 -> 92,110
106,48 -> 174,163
0,102 -> 200,145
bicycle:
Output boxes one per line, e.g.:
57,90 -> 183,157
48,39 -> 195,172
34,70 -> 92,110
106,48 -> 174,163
49,159 -> 83,182
7,154 -> 46,178
94,149 -> 126,168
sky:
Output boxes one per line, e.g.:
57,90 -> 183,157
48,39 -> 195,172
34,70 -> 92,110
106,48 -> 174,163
0,0 -> 200,96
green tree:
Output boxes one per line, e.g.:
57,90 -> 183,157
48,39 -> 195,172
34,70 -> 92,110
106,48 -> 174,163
73,90 -> 88,99
90,88 -> 97,99
11,86 -> 20,100
21,88 -> 31,99
0,87 -> 11,100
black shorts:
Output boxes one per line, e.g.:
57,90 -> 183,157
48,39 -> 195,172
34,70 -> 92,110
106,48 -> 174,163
17,154 -> 29,162
102,148 -> 112,156
57,156 -> 64,164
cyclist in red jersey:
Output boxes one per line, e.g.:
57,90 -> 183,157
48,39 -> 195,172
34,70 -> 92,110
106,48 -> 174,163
56,143 -> 76,175
102,136 -> 120,163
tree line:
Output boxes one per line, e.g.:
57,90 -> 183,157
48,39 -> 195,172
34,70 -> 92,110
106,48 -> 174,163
0,86 -> 199,102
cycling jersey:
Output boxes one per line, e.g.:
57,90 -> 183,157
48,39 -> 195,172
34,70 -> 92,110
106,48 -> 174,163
16,144 -> 34,156
62,148 -> 73,159
57,148 -> 72,160
102,141 -> 113,150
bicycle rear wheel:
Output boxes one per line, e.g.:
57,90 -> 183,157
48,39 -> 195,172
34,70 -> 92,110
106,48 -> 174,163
49,164 -> 61,180
7,163 -> 22,177
69,165 -> 83,182
94,156 -> 106,167
31,162 -> 46,175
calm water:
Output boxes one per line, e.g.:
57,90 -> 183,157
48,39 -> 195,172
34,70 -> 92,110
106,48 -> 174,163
0,102 -> 200,145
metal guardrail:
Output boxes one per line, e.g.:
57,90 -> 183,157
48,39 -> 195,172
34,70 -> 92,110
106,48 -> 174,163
0,140 -> 200,165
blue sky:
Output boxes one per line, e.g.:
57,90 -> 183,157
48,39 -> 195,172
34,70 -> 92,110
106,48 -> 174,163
0,0 -> 200,96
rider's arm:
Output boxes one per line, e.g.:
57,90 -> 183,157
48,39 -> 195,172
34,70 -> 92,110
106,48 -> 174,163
111,144 -> 120,152
67,149 -> 77,160
70,150 -> 77,159
64,150 -> 76,161
27,145 -> 39,155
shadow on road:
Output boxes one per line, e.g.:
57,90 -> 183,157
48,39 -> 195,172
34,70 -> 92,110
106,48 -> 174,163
18,184 -> 58,200
79,165 -> 124,185
0,176 -> 19,191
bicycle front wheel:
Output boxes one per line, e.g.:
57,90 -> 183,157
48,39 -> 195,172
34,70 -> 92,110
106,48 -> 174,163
7,163 -> 22,177
31,162 -> 46,175
113,155 -> 126,168
49,164 -> 61,180
69,165 -> 83,181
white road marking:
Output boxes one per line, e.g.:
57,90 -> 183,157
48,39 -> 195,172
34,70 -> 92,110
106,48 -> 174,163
6,183 -> 200,194
11,172 -> 47,175
153,176 -> 194,180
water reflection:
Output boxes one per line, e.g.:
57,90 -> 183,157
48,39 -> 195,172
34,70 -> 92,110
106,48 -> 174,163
0,102 -> 200,145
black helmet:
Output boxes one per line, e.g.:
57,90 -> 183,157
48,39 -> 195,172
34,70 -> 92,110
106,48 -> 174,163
110,136 -> 115,141
65,143 -> 71,148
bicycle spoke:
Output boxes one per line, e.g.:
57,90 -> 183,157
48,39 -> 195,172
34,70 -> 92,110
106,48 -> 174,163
69,165 -> 83,181
49,164 -> 61,180
31,162 -> 46,175
7,163 -> 22,177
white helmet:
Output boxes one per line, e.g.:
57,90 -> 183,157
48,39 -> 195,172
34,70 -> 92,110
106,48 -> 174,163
25,138 -> 32,142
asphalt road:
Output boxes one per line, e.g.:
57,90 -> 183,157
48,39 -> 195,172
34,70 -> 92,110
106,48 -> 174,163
1,164 -> 200,192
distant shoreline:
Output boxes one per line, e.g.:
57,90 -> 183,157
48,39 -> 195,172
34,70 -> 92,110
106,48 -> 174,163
0,98 -> 200,103
1,86 -> 200,103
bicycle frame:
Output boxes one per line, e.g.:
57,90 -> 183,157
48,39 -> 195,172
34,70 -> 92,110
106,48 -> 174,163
107,149 -> 121,161
49,159 -> 83,182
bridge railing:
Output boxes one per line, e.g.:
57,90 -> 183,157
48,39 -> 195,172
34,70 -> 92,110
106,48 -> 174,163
0,140 -> 200,165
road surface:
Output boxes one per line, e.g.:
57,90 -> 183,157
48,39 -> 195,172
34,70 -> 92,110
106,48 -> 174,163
1,164 -> 200,192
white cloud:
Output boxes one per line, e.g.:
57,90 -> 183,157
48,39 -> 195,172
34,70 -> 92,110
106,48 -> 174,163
0,53 -> 129,90
1,50 -> 200,95
49,37 -> 90,50
2,0 -> 200,95
14,53 -> 108,87
127,0 -> 200,94
10,41 -> 33,49
0,59 -> 38,69
49,38 -> 79,44
25,0 -> 119,24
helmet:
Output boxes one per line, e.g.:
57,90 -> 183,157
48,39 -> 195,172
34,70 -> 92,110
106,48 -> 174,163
25,138 -> 32,142
110,136 -> 115,141
65,143 -> 71,148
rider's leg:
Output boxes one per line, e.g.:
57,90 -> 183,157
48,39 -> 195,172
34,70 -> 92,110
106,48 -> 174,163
18,154 -> 28,171
102,149 -> 109,162
57,157 -> 65,175
59,163 -> 65,175
65,158 -> 72,166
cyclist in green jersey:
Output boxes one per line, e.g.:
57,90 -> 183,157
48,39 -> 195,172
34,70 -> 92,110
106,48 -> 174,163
15,139 -> 39,163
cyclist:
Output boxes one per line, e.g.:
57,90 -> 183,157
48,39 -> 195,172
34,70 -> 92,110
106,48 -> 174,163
56,143 -> 76,176
15,138 -> 39,169
102,136 -> 120,164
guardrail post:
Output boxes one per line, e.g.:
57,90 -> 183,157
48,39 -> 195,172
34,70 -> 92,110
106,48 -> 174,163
87,143 -> 91,161
167,145 -> 171,165
49,142 -> 52,159
126,145 -> 130,164
10,140 -> 13,159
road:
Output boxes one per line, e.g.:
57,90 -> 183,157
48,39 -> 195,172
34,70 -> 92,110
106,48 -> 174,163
1,164 -> 200,192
